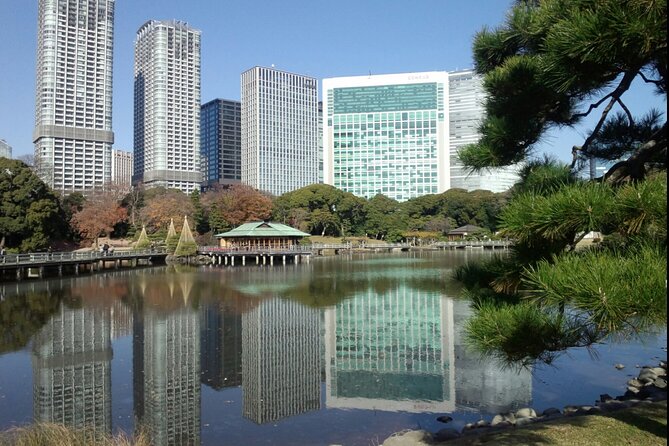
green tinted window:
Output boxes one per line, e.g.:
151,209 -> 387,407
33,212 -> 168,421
333,83 -> 437,114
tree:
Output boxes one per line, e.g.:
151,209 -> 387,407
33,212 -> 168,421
174,216 -> 197,257
203,184 -> 272,229
70,190 -> 127,246
139,188 -> 194,233
0,158 -> 69,251
190,189 -> 209,235
455,0 -> 667,366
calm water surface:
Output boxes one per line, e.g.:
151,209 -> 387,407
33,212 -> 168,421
0,251 -> 665,446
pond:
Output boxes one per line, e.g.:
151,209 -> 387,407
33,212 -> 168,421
0,251 -> 665,445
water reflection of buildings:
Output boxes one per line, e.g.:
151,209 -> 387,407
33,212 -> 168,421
242,299 -> 321,424
325,286 -> 533,414
200,302 -> 243,390
325,287 -> 456,413
32,305 -> 112,434
132,274 -> 201,445
453,300 -> 532,414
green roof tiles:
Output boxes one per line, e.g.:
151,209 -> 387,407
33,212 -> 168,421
215,221 -> 310,238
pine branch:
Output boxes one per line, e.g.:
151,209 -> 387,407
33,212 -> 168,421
639,72 -> 663,87
615,98 -> 634,127
604,123 -> 668,184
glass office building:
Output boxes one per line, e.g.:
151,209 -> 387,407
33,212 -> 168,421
323,72 -> 449,201
241,66 -> 319,196
200,99 -> 241,189
449,70 -> 520,192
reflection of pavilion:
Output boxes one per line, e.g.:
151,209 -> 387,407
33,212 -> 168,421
242,299 -> 321,424
324,287 -> 456,413
32,305 -> 112,435
133,302 -> 201,444
453,300 -> 532,414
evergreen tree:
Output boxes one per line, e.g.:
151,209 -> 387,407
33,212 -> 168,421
135,226 -> 151,250
174,216 -> 197,257
455,0 -> 667,366
165,218 -> 179,254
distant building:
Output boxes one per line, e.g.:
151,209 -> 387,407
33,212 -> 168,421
317,101 -> 323,183
446,224 -> 485,241
33,0 -> 115,193
215,221 -> 310,250
200,99 -> 242,189
323,72 -> 450,201
448,70 -> 520,192
241,66 -> 319,196
0,139 -> 11,158
133,20 -> 202,193
111,149 -> 133,189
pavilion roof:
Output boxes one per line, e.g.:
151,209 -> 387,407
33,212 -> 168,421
215,221 -> 310,238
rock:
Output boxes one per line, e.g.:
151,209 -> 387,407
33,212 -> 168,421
475,420 -> 490,428
614,363 -> 625,370
462,423 -> 476,431
491,415 -> 506,426
598,394 -> 614,403
382,430 -> 432,446
515,408 -> 537,419
651,367 -> 666,377
598,400 -> 627,412
515,417 -> 536,427
433,428 -> 461,442
542,407 -> 561,417
491,420 -> 513,428
626,386 -> 640,394
563,405 -> 579,416
627,379 -> 643,388
639,369 -> 658,381
436,415 -> 453,423
659,361 -> 667,369
653,378 -> 667,389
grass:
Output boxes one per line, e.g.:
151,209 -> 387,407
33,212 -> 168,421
0,423 -> 150,446
445,400 -> 667,445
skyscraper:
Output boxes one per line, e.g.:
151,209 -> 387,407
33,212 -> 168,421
448,70 -> 520,192
323,72 -> 450,201
33,0 -> 115,193
133,20 -> 202,193
111,148 -> 132,189
0,139 -> 12,159
241,66 -> 319,196
200,99 -> 242,189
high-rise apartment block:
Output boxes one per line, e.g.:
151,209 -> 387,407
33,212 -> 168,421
448,70 -> 519,192
133,20 -> 202,193
200,99 -> 242,189
111,148 -> 132,189
33,0 -> 115,193
241,66 -> 319,196
323,72 -> 450,201
0,139 -> 11,158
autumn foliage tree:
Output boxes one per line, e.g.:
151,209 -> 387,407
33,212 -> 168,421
139,188 -> 194,233
70,189 -> 127,246
203,184 -> 273,232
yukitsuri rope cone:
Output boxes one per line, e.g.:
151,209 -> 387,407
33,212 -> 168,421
166,218 -> 179,254
174,216 -> 197,257
135,225 -> 151,250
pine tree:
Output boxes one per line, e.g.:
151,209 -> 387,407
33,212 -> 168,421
165,218 -> 179,254
135,226 -> 151,250
455,0 -> 667,366
174,216 -> 197,257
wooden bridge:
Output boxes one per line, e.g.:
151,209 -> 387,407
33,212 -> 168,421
431,240 -> 512,250
0,249 -> 168,281
198,246 -> 312,266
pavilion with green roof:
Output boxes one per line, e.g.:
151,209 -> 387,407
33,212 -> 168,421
215,221 -> 310,250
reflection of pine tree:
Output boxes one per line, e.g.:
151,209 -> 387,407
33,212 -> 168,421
174,216 -> 197,257
165,219 -> 178,254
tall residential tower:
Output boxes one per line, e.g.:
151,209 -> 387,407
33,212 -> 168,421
33,0 -> 115,192
241,66 -> 319,196
133,20 -> 202,193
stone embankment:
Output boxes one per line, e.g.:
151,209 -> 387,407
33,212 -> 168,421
382,361 -> 667,445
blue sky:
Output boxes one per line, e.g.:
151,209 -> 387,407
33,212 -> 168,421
0,0 -> 664,162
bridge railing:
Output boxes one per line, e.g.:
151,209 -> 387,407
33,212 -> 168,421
198,246 -> 313,254
431,240 -> 512,247
0,248 -> 166,265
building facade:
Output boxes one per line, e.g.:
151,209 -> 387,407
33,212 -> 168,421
200,99 -> 242,189
133,20 -> 202,193
33,0 -> 115,193
323,72 -> 450,201
0,139 -> 12,158
448,70 -> 520,192
241,66 -> 319,196
111,148 -> 132,189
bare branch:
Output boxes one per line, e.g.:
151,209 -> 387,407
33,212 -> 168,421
570,92 -> 614,121
639,72 -> 663,86
604,123 -> 667,184
616,98 -> 634,127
